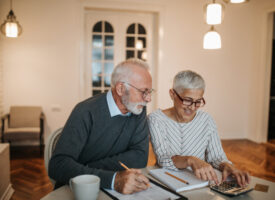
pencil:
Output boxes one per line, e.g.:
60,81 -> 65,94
119,161 -> 150,187
165,171 -> 189,185
119,161 -> 129,170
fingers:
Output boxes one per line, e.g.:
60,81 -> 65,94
234,171 -> 251,187
209,169 -> 219,185
114,170 -> 149,194
222,169 -> 229,182
135,173 -> 150,186
194,167 -> 218,184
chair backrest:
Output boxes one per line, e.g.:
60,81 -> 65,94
9,106 -> 42,128
44,127 -> 63,185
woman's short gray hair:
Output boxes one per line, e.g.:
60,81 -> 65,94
173,70 -> 205,93
111,58 -> 149,87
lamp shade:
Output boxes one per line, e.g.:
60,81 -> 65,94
223,0 -> 248,3
203,27 -> 221,49
0,10 -> 22,38
230,0 -> 247,3
205,3 -> 224,25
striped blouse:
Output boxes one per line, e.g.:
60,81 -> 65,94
148,109 -> 230,170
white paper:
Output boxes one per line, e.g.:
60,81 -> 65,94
105,182 -> 180,200
149,168 -> 209,192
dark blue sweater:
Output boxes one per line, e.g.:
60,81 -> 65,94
49,93 -> 149,189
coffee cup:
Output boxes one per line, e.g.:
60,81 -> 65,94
69,174 -> 100,200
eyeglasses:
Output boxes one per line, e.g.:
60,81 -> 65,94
122,82 -> 154,99
173,89 -> 205,108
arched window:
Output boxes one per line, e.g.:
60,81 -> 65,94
91,21 -> 114,96
126,23 -> 147,61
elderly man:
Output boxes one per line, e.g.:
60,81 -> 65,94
49,58 -> 153,194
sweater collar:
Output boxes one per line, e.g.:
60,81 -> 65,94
106,90 -> 131,117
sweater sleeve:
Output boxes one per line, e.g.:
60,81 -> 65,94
205,116 -> 232,169
86,109 -> 149,171
49,104 -> 115,189
148,113 -> 177,170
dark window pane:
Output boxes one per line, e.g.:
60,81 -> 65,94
126,50 -> 135,59
104,63 -> 113,75
104,48 -> 114,60
92,76 -> 101,87
104,89 -> 109,93
138,24 -> 146,34
92,48 -> 102,60
92,35 -> 102,48
92,62 -> 102,76
105,36 -> 114,46
93,21 -> 102,32
138,51 -> 143,59
92,90 -> 102,96
105,22 -> 113,33
126,37 -> 135,47
127,23 -> 135,34
104,75 -> 111,87
138,37 -> 146,48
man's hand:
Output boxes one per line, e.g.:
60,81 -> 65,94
220,162 -> 250,187
172,155 -> 219,185
114,169 -> 150,194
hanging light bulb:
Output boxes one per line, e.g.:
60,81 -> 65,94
135,40 -> 143,50
223,0 -> 249,3
0,0 -> 22,38
203,26 -> 221,49
205,0 -> 224,25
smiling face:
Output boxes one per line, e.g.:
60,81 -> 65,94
170,88 -> 204,122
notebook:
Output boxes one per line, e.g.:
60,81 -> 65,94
149,168 -> 209,192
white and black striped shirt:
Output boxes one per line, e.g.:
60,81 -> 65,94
148,109 -> 230,170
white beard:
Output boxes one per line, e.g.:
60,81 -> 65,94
122,90 -> 147,115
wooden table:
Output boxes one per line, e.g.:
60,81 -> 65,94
41,167 -> 275,200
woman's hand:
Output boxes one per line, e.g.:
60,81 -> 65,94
220,162 -> 250,187
172,155 -> 219,184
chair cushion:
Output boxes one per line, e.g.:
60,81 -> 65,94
4,127 -> 40,140
9,106 -> 42,128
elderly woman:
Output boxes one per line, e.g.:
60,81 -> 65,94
148,70 -> 250,186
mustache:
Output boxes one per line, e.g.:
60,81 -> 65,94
136,102 -> 147,106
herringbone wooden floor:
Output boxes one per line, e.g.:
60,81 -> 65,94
9,139 -> 275,200
10,147 -> 53,200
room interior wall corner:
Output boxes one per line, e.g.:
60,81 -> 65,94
0,37 -> 3,117
255,8 -> 275,143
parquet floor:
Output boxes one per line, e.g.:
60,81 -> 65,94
10,147 -> 53,200
9,139 -> 275,200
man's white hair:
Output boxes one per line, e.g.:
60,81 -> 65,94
173,70 -> 205,93
111,58 -> 149,87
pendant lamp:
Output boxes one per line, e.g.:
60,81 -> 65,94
203,26 -> 221,49
205,0 -> 224,25
223,0 -> 249,3
0,0 -> 22,38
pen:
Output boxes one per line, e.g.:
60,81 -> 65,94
165,172 -> 189,185
119,161 -> 150,187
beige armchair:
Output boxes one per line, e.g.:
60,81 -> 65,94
1,106 -> 45,153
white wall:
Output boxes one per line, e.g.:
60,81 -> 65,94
0,0 -> 275,142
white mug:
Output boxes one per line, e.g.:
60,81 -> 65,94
69,174 -> 100,200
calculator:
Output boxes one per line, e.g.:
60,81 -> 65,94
210,181 -> 253,196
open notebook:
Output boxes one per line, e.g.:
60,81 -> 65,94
149,168 -> 209,192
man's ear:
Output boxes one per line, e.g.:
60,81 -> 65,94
115,82 -> 125,96
169,89 -> 174,100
